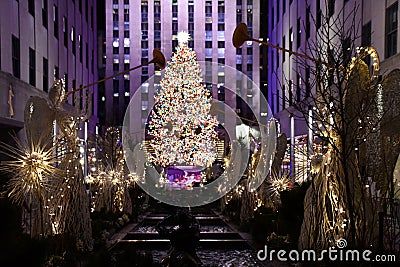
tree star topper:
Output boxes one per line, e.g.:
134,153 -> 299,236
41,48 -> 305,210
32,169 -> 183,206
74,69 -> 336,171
177,31 -> 191,45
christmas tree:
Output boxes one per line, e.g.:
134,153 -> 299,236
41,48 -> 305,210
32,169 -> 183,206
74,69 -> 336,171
146,32 -> 219,167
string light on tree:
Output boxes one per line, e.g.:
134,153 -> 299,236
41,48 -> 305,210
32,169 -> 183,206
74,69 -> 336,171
146,32 -> 219,167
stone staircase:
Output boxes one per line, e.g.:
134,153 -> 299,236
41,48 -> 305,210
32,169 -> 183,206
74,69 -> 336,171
110,205 -> 268,266
115,208 -> 251,251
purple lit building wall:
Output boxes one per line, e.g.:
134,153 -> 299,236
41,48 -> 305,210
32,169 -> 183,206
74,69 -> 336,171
269,0 -> 400,134
103,0 -> 263,129
268,0 -> 400,177
0,0 -> 99,143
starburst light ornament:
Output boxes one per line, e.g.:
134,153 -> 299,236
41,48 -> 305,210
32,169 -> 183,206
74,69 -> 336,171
0,138 -> 59,205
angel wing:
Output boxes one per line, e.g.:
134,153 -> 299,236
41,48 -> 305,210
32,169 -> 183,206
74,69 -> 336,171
271,133 -> 287,176
24,96 -> 55,145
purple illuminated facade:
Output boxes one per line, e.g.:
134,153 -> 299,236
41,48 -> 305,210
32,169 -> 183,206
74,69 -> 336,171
0,0 -> 99,143
269,0 -> 400,133
268,0 -> 400,177
103,0 -> 264,127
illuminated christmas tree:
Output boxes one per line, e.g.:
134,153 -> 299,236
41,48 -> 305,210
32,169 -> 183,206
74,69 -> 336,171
146,32 -> 219,167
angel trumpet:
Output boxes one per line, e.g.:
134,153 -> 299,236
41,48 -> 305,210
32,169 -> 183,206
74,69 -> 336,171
66,49 -> 166,96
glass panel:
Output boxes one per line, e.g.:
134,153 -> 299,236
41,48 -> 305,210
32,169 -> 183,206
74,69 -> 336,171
217,31 -> 225,41
206,31 -> 212,40
205,48 -> 213,57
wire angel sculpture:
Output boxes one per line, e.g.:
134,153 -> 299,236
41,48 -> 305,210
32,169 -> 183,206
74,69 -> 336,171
2,79 -> 93,250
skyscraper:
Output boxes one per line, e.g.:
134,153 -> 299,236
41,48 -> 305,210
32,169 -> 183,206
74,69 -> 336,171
268,0 -> 400,177
104,0 -> 262,128
0,0 -> 99,145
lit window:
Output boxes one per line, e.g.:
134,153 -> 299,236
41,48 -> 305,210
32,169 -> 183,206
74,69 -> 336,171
205,48 -> 213,57
124,38 -> 130,47
141,100 -> 148,110
236,55 -> 242,64
124,54 -> 130,63
142,83 -> 149,93
113,58 -> 119,64
113,38 -> 119,47
218,48 -> 225,58
142,49 -> 149,58
205,31 -> 212,40
247,55 -> 253,64
218,13 -> 224,23
218,65 -> 224,75
154,30 -> 161,40
218,31 -> 225,41
71,27 -> 74,41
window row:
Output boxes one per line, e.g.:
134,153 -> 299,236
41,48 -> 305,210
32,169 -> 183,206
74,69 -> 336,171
11,35 -> 94,89
28,1 -> 94,35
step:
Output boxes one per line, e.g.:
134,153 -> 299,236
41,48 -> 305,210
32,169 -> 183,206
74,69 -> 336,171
148,215 -> 219,218
124,232 -> 242,240
142,217 -> 225,226
145,214 -> 220,219
131,224 -> 234,234
116,239 -> 251,250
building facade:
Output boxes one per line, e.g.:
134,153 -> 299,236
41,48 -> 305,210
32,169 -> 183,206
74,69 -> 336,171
0,0 -> 98,146
268,0 -> 400,177
104,0 -> 263,129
